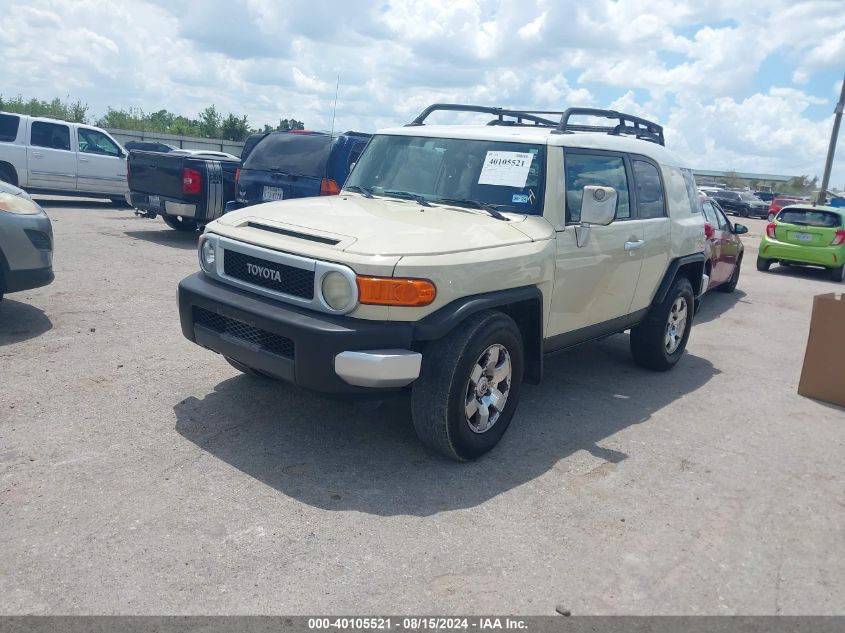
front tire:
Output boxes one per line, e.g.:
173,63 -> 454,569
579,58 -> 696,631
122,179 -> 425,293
411,311 -> 523,461
162,215 -> 198,231
739,207 -> 749,218
630,277 -> 694,371
756,256 -> 771,272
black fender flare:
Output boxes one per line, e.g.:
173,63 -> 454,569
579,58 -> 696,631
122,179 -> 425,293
413,285 -> 544,384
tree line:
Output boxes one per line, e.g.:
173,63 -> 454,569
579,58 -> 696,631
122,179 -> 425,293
0,95 -> 304,141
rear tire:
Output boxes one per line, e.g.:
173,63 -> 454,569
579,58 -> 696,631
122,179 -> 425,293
630,277 -> 694,372
0,165 -> 17,186
831,264 -> 845,283
756,256 -> 771,272
717,258 -> 741,293
411,310 -> 523,461
739,207 -> 749,218
162,215 -> 198,231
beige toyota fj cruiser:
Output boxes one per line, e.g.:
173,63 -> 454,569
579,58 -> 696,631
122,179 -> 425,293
178,104 -> 705,461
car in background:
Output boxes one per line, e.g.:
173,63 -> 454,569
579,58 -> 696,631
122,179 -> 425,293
767,196 -> 806,221
757,205 -> 845,282
127,149 -> 239,231
0,179 -> 54,303
124,140 -> 177,153
0,111 -> 128,204
225,130 -> 371,212
754,191 -> 779,203
700,195 -> 747,293
709,189 -> 768,218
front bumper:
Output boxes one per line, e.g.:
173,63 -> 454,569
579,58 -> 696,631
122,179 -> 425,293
0,210 -> 54,293
760,240 -> 843,267
179,273 -> 419,394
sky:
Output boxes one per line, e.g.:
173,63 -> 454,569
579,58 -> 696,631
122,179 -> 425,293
1,0 -> 844,186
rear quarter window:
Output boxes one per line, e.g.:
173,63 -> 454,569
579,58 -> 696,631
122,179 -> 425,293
0,113 -> 20,142
243,133 -> 331,176
662,166 -> 697,216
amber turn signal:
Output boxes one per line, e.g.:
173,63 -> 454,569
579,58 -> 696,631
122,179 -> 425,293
356,276 -> 436,307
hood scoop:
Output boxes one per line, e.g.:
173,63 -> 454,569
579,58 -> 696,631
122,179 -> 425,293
245,221 -> 341,246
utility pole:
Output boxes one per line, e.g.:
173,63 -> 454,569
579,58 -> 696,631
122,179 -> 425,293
817,71 -> 845,205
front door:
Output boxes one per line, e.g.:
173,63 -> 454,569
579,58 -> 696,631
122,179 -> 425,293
549,150 -> 644,338
27,120 -> 77,191
76,128 -> 127,194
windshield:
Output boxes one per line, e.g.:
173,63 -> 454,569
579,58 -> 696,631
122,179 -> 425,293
778,209 -> 842,227
344,134 -> 546,215
740,193 -> 761,202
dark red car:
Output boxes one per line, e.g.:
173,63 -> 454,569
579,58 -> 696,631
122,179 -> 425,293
701,195 -> 747,293
767,197 -> 805,221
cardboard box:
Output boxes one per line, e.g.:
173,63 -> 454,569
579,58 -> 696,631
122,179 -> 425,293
798,293 -> 845,408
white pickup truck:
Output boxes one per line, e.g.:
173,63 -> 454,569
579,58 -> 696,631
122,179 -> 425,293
0,112 -> 128,203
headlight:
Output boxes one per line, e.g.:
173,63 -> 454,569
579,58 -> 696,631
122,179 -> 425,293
199,237 -> 216,272
0,192 -> 43,215
321,271 -> 354,311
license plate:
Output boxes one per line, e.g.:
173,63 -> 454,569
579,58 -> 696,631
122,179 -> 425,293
263,186 -> 284,201
792,232 -> 813,242
147,195 -> 161,208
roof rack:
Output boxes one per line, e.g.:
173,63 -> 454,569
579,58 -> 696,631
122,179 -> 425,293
553,108 -> 665,146
405,103 -> 665,146
406,104 -> 561,128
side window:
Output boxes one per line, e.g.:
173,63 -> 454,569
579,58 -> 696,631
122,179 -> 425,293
78,129 -> 120,156
31,121 -> 71,151
715,207 -> 731,231
681,168 -> 700,214
632,160 -> 665,218
564,152 -> 630,223
663,166 -> 695,217
701,201 -> 717,225
347,141 -> 367,172
0,113 -> 20,142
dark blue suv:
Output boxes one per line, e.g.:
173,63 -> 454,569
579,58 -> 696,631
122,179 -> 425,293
226,130 -> 371,212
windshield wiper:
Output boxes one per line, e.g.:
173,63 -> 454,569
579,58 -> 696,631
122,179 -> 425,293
381,190 -> 432,207
433,198 -> 510,221
344,185 -> 373,198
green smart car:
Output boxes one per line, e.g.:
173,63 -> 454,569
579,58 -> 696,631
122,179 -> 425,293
757,205 -> 845,282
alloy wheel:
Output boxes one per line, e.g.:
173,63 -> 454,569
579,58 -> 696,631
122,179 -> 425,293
665,296 -> 688,354
464,344 -> 512,434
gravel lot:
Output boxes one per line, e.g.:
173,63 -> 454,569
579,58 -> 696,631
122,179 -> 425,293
1,199 -> 843,615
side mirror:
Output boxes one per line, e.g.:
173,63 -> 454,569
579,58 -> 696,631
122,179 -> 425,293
732,223 -> 749,235
580,186 -> 617,226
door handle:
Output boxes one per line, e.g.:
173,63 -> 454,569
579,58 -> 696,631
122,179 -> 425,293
624,240 -> 644,251
32,152 -> 44,158
79,157 -> 89,163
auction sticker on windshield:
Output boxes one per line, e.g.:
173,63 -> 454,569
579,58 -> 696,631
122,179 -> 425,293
478,151 -> 533,188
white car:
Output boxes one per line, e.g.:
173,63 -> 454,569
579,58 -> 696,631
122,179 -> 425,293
0,111 -> 128,203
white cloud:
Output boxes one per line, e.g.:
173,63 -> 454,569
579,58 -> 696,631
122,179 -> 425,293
0,0 -> 843,185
